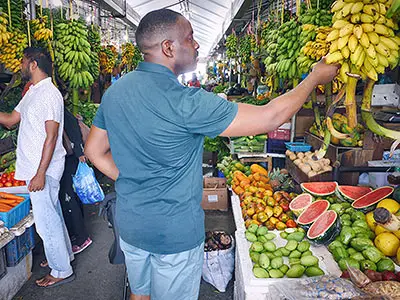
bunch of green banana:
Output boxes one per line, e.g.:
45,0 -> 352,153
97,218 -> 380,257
54,20 -> 94,89
0,0 -> 24,29
263,29 -> 279,74
299,9 -> 333,26
301,0 -> 334,12
297,24 -> 319,73
87,25 -> 101,80
238,34 -> 252,64
275,19 -> 302,80
225,33 -> 238,59
0,29 -> 27,73
327,0 -> 400,82
0,11 -> 11,47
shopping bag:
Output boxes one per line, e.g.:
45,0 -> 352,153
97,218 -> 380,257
72,162 -> 105,204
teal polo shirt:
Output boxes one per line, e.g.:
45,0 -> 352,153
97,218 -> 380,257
93,62 -> 238,254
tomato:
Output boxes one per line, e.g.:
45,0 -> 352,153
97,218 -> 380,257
10,172 -> 15,177
2,173 -> 7,179
1,178 -> 6,184
5,182 -> 12,187
279,201 -> 290,212
286,220 -> 297,228
6,175 -> 11,182
0,183 -> 4,188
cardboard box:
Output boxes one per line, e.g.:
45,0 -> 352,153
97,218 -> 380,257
204,177 -> 226,188
202,178 -> 228,211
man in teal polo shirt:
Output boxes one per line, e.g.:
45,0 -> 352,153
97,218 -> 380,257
85,9 -> 339,300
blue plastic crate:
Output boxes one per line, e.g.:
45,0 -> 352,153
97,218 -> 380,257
284,142 -> 312,152
0,194 -> 30,228
5,225 -> 35,267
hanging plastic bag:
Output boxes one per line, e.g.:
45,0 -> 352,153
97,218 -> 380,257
72,162 -> 105,204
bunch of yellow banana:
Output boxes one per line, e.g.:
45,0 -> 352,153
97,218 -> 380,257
31,16 -> 53,42
121,42 -> 134,67
327,0 -> 400,82
99,46 -> 117,74
54,20 -> 94,89
0,11 -> 11,47
0,29 -> 27,72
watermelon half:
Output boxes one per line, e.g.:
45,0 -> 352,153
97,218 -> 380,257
297,200 -> 330,227
307,210 -> 340,245
301,182 -> 338,197
335,185 -> 373,202
289,193 -> 313,217
352,186 -> 395,213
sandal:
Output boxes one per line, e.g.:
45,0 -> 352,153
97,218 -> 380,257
36,273 -> 75,288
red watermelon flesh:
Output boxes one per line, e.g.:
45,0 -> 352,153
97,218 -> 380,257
336,186 -> 373,202
301,182 -> 338,196
297,200 -> 330,225
352,186 -> 394,210
289,194 -> 313,217
307,210 -> 338,239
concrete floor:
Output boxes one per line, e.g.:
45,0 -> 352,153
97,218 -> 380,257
13,204 -> 236,300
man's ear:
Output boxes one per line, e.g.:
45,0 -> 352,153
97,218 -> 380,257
30,60 -> 38,72
161,39 -> 175,58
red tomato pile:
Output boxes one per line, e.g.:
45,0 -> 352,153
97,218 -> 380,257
0,172 -> 26,188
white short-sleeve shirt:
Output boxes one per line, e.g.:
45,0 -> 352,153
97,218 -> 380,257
14,77 -> 66,181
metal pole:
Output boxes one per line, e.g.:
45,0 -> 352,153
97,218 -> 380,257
29,0 -> 36,20
290,114 -> 296,142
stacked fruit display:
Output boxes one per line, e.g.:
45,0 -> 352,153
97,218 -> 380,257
326,0 -> 400,81
54,20 -> 94,89
263,29 -> 279,74
238,34 -> 252,65
246,225 -> 326,278
275,19 -> 302,80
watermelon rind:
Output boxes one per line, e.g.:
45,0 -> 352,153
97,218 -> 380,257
335,185 -> 373,203
301,182 -> 338,197
352,186 -> 394,213
307,210 -> 340,245
297,200 -> 330,225
289,193 -> 313,217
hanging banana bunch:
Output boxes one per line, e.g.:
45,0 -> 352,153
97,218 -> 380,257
31,16 -> 52,42
121,42 -> 134,72
0,11 -> 11,47
87,25 -> 101,81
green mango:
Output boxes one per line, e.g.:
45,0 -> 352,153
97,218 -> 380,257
377,258 -> 395,272
256,226 -> 268,236
250,251 -> 261,263
253,267 -> 270,278
271,257 -> 284,269
300,255 -> 319,267
263,241 -> 276,252
251,242 -> 264,252
245,231 -> 258,243
360,260 -> 377,271
297,241 -> 311,253
302,250 -> 313,257
269,269 -> 284,278
289,250 -> 302,259
350,238 -> 374,252
285,240 -> 298,251
279,264 -> 289,274
287,232 -> 305,242
259,253 -> 270,269
265,233 -> 277,240
305,266 -> 325,277
257,235 -> 269,244
286,265 -> 305,278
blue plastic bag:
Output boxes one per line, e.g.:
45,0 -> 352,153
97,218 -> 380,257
72,162 -> 105,204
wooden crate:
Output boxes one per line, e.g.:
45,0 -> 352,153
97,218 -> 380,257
285,158 -> 333,184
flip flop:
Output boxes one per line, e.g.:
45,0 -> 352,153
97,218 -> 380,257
37,274 -> 76,288
40,260 -> 48,268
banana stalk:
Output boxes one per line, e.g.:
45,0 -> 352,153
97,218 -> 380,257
345,75 -> 358,129
325,82 -> 332,109
311,90 -> 323,135
386,0 -> 400,18
361,79 -> 400,141
72,88 -> 79,115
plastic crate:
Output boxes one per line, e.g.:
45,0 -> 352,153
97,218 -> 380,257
284,142 -> 312,152
0,247 -> 6,280
267,123 -> 291,141
0,195 -> 30,228
5,225 -> 35,267
267,139 -> 287,154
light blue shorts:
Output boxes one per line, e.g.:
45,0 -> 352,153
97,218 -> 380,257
120,238 -> 204,300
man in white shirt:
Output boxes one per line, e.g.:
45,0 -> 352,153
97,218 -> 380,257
0,47 -> 74,287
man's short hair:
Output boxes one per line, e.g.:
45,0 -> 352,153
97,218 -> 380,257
23,47 -> 52,77
135,9 -> 182,52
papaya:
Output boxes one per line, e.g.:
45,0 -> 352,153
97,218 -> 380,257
233,170 -> 248,182
250,164 -> 268,176
234,186 -> 245,195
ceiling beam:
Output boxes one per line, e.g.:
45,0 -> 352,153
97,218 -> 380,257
191,11 -> 219,25
189,2 -> 225,19
189,16 -> 217,30
202,0 -> 229,9
131,0 -> 161,9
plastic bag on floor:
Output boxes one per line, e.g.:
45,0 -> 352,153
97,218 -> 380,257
73,162 -> 105,204
202,232 -> 234,292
